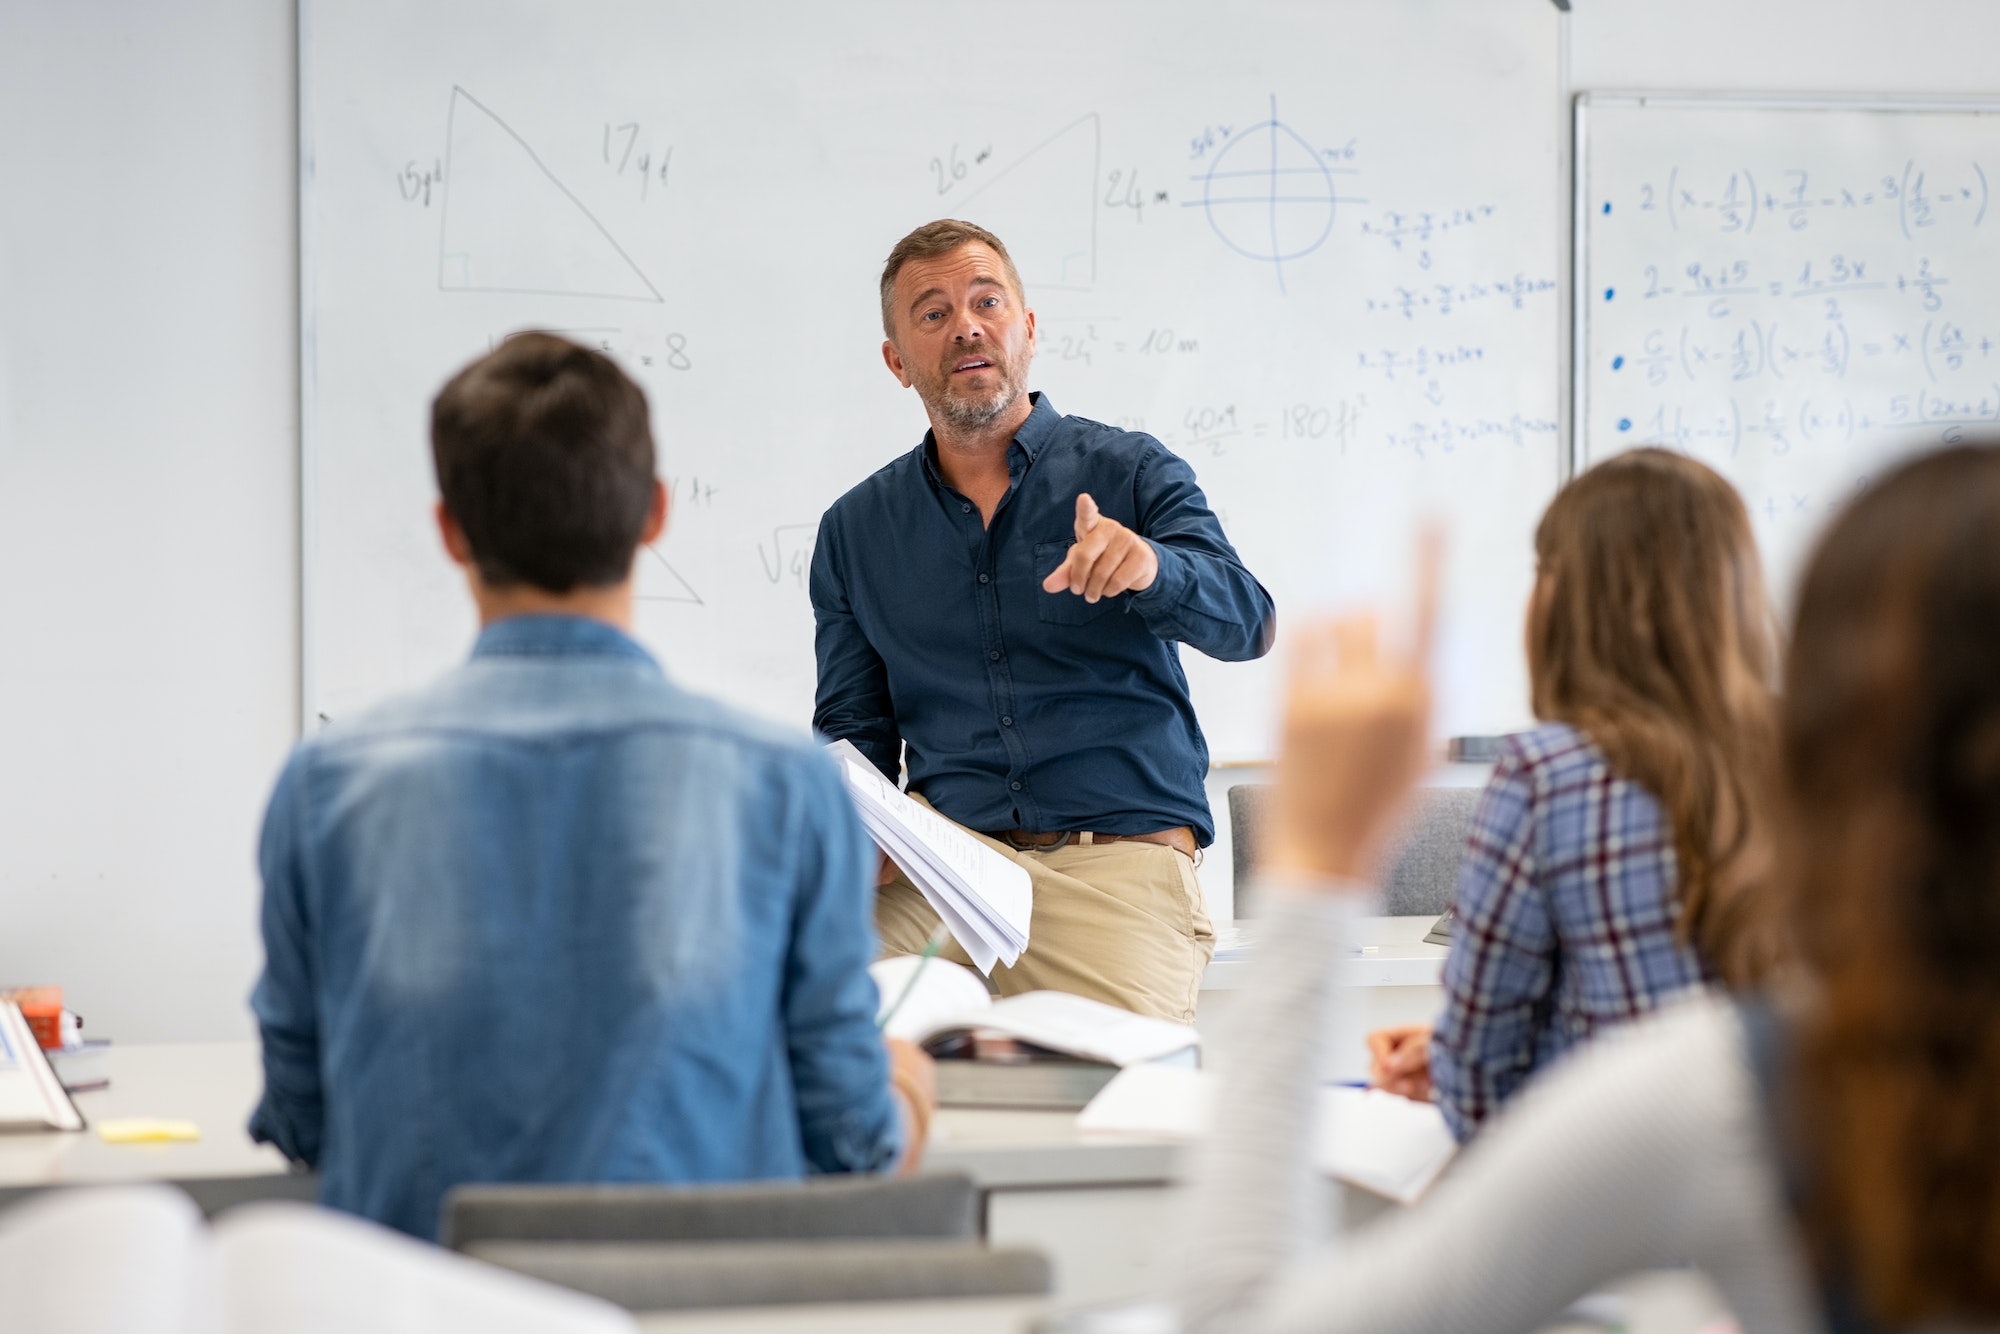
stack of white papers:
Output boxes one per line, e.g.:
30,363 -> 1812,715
827,740 -> 1032,973
1076,1064 -> 1459,1204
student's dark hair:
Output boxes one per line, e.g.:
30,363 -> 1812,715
430,331 -> 656,592
1529,448 -> 1783,986
879,219 -> 1024,338
1781,442 -> 2000,1321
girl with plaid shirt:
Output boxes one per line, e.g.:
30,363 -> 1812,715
1371,449 -> 1781,1140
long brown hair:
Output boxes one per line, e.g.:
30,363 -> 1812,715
1782,444 -> 2000,1321
1528,448 -> 1781,985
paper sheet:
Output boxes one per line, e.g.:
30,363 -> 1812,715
827,740 -> 1032,972
1078,1065 -> 1458,1204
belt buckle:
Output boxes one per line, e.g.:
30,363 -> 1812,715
1002,829 -> 1068,852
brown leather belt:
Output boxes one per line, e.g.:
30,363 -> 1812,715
988,825 -> 1198,860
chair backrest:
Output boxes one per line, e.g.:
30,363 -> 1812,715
441,1173 -> 981,1251
462,1237 -> 1052,1311
1229,783 -> 1482,918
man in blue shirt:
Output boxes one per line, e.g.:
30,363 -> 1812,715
812,220 -> 1275,1022
250,333 -> 932,1239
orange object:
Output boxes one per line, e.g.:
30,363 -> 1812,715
1,987 -> 62,1049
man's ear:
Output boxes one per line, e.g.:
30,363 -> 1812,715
882,338 -> 914,388
639,478 -> 669,546
435,501 -> 475,568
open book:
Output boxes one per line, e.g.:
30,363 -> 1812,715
1076,1064 -> 1458,1205
0,1186 -> 632,1333
871,957 -> 1198,1067
0,1001 -> 83,1133
827,739 -> 1032,973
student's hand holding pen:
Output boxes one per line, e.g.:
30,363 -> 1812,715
1367,1024 -> 1436,1102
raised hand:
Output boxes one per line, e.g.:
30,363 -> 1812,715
1040,493 -> 1159,602
1268,533 -> 1440,885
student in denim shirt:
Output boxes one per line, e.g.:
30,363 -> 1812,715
1369,450 -> 1781,1139
248,334 -> 933,1239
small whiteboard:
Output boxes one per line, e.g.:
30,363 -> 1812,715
1576,93 -> 2000,598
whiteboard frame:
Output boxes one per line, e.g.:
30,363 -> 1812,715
1571,90 -> 2000,477
298,0 -> 322,731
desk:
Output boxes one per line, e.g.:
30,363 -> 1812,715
0,1043 -> 293,1209
0,1041 -> 1188,1302
0,917 -> 1447,1303
0,1045 -> 1731,1332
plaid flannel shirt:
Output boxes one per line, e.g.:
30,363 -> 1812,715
1430,722 -> 1711,1141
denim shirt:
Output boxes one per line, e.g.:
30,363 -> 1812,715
810,393 -> 1275,845
249,616 -> 900,1239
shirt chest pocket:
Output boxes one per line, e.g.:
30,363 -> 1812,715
1033,539 -> 1118,626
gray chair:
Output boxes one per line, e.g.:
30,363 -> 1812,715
442,1174 -> 1051,1312
1228,783 -> 1483,918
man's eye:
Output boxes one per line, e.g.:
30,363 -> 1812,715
979,296 -> 1000,308
922,310 -> 944,321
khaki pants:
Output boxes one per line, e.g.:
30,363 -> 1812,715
875,812 -> 1216,1023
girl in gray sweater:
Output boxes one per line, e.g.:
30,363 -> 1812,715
1182,445 -> 2000,1334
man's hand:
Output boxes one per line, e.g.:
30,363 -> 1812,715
875,851 -> 902,888
1268,533 -> 1440,885
886,1036 -> 937,1175
1041,494 -> 1159,602
1367,1024 -> 1436,1102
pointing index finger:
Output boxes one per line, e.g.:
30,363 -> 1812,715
1072,494 -> 1104,536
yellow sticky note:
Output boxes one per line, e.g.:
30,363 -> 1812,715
97,1118 -> 202,1145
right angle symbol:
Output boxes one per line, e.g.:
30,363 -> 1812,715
1193,96 -> 1351,294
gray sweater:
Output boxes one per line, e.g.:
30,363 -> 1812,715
1177,886 -> 1825,1334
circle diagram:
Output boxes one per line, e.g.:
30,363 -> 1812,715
1198,98 -> 1341,290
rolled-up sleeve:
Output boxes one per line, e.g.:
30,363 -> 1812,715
810,514 -> 903,782
1126,445 -> 1276,662
247,750 -> 325,1166
781,752 -> 902,1174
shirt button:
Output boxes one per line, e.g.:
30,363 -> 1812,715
988,649 -> 1001,661
1009,780 -> 1023,791
1001,716 -> 1014,727
961,503 -> 972,513
978,573 -> 991,584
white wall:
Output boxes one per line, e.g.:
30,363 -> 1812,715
9,0 -> 2000,1043
0,1 -> 299,1042
1569,0 -> 2000,95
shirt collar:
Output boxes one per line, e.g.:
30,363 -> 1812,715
919,390 -> 1059,486
470,613 -> 658,665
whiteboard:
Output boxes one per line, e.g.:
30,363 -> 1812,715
301,0 -> 1564,760
1577,94 -> 2000,599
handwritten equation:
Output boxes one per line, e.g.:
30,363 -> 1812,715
1611,159 -> 1989,239
1585,102 -> 2000,584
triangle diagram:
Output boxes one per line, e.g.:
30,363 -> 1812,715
438,86 -> 663,302
637,545 -> 702,605
957,114 -> 1099,292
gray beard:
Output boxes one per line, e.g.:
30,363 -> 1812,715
925,373 -> 1024,435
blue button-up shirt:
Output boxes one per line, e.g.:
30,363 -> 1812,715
810,393 -> 1274,846
249,615 -> 901,1239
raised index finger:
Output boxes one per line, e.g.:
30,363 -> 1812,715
1410,525 -> 1443,672
1074,492 -> 1100,537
